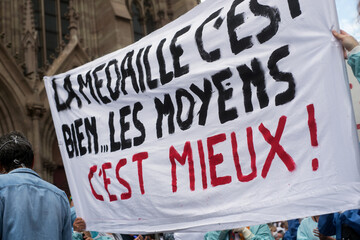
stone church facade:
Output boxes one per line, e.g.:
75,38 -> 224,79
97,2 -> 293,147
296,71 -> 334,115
0,0 -> 198,195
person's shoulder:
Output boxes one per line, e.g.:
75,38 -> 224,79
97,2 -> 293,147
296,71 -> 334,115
0,170 -> 26,188
17,168 -> 68,201
36,175 -> 68,198
0,173 -> 14,188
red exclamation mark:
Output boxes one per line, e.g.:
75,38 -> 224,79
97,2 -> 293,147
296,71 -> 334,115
307,104 -> 319,171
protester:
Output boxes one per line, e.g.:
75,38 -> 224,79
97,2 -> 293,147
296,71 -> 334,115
318,211 -> 360,240
282,219 -> 300,240
273,232 -> 283,240
297,216 -> 319,239
273,230 -> 284,240
204,224 -> 274,240
268,221 -> 286,239
0,131 -> 72,239
296,216 -> 336,240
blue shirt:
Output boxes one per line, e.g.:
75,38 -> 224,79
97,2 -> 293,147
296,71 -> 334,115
318,210 -> 360,240
283,219 -> 299,240
0,168 -> 72,239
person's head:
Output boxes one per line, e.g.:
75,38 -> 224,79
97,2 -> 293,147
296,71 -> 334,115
0,131 -> 34,173
281,221 -> 288,230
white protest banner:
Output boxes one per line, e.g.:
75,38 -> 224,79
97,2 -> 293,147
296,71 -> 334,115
44,0 -> 360,233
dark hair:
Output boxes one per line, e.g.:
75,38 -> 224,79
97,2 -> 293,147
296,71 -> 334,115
0,131 -> 34,172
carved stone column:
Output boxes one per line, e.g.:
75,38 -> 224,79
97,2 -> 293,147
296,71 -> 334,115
27,102 -> 46,176
66,1 -> 79,42
43,159 -> 57,183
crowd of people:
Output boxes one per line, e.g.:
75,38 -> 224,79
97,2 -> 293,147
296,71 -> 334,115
1,3 -> 360,239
